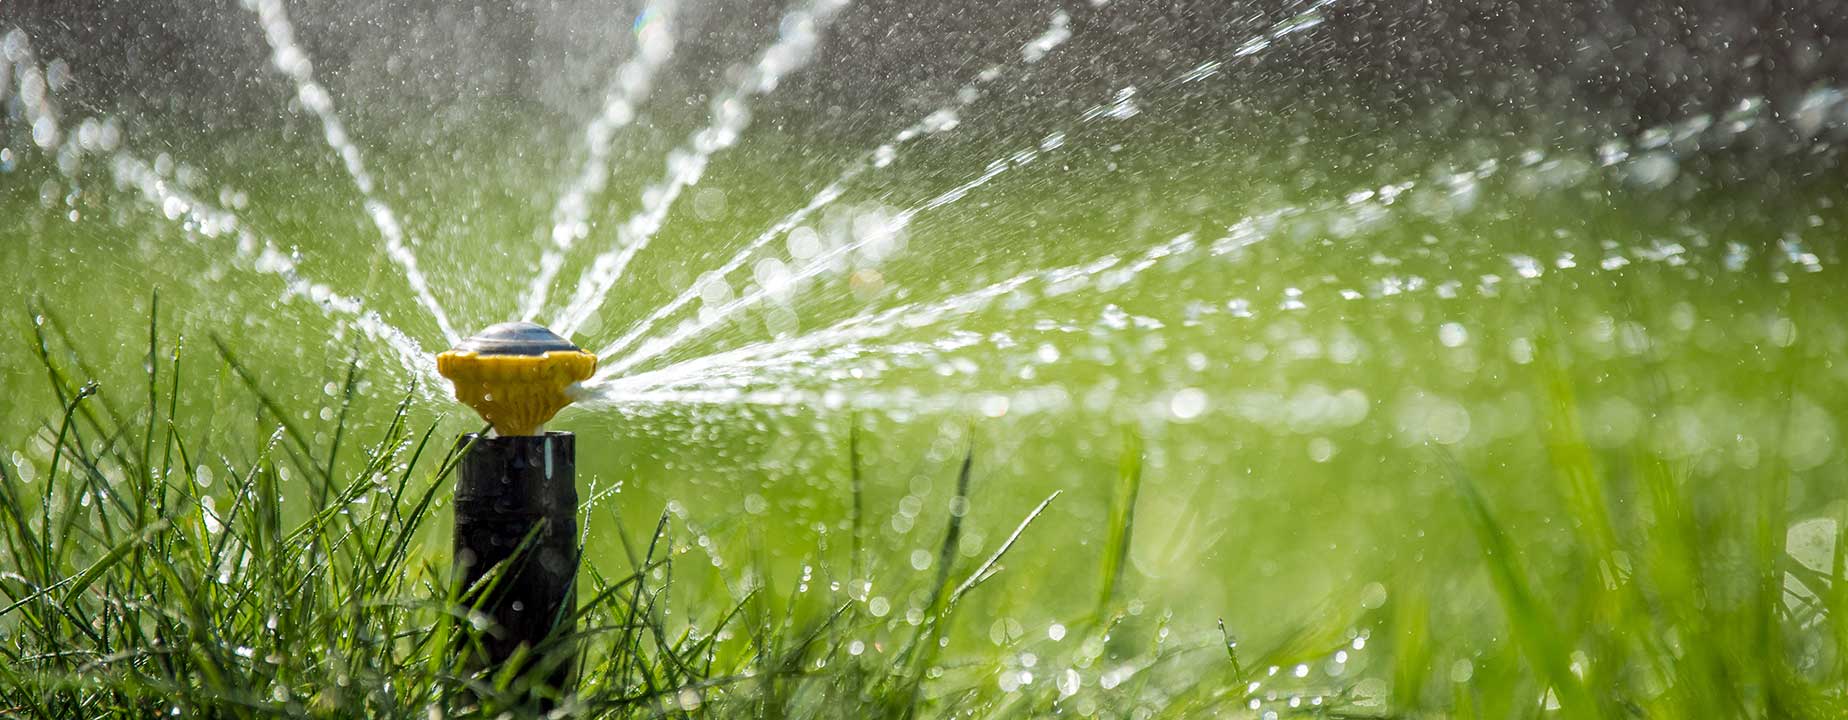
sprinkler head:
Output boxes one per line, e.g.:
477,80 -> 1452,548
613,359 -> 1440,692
437,322 -> 597,436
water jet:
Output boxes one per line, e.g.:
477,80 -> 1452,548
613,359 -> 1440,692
436,321 -> 596,699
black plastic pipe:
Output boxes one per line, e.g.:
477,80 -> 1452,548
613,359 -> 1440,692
453,431 -> 578,696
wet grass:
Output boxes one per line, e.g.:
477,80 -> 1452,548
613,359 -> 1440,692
0,299 -> 1359,718
8,270 -> 1848,720
5,65 -> 1848,718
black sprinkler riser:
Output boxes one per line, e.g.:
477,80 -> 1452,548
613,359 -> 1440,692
453,432 -> 579,695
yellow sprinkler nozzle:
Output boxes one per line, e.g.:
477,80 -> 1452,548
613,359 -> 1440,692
437,322 -> 597,436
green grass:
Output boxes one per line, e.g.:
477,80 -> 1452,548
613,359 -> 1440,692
8,52 -> 1848,716
3,298 -> 1364,718
8,268 -> 1848,718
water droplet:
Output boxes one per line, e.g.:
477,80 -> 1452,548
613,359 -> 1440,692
1169,388 -> 1208,421
1438,322 -> 1469,347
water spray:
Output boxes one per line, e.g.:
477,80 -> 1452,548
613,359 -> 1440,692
436,322 -> 595,698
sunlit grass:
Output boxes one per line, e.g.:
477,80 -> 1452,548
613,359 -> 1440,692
2,299 -> 1368,718
6,67 -> 1848,717
8,277 -> 1848,718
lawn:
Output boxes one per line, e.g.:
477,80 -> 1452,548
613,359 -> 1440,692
6,27 -> 1848,716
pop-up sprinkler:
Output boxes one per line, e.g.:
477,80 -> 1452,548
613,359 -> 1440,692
437,321 -> 596,699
